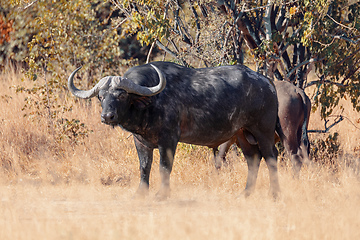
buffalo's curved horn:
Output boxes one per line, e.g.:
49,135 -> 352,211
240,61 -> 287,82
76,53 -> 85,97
115,64 -> 166,96
68,64 -> 166,99
68,66 -> 111,99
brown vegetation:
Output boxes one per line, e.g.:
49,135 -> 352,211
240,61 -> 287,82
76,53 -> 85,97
0,16 -> 12,45
0,68 -> 360,239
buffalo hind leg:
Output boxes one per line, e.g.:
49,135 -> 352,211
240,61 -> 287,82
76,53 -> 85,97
214,138 -> 236,169
299,140 -> 311,166
236,132 -> 262,198
258,139 -> 281,199
284,134 -> 303,178
215,131 -> 255,170
213,148 -> 222,170
290,152 -> 302,179
133,136 -> 154,199
290,141 -> 311,178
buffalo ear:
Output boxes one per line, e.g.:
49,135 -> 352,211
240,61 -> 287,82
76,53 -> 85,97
132,96 -> 152,109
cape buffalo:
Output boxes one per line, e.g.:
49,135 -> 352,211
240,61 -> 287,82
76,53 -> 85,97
68,61 -> 281,199
215,80 -> 311,177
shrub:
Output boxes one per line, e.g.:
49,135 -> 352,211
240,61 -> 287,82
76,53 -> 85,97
310,132 -> 342,171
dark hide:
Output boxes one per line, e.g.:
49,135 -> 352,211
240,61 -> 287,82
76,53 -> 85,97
216,80 -> 311,178
71,62 -> 280,199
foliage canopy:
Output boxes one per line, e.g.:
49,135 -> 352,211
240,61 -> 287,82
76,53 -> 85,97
111,0 -> 360,120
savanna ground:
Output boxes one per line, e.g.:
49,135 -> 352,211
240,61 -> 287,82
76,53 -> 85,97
0,67 -> 360,240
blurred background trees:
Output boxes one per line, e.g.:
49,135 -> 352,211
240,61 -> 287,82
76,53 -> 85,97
111,0 -> 359,121
1,0 -> 149,143
0,0 -> 359,139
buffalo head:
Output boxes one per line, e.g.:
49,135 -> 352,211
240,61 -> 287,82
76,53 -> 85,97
67,64 -> 166,125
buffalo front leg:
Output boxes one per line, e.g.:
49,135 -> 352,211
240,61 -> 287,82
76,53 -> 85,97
133,136 -> 154,199
156,139 -> 178,201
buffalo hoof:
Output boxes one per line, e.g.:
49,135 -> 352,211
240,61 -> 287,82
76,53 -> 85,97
132,185 -> 149,200
214,160 -> 222,170
269,190 -> 281,201
292,171 -> 300,180
237,189 -> 253,199
155,188 -> 171,201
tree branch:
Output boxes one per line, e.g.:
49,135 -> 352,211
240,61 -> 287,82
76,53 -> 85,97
241,0 -> 300,13
276,5 -> 286,31
334,46 -> 360,68
326,14 -> 355,31
287,58 -> 321,79
327,33 -> 359,44
305,79 -> 349,88
237,19 -> 258,50
189,0 -> 201,44
264,1 -> 274,41
342,63 -> 360,84
21,0 -> 39,10
110,0 -> 131,18
155,40 -> 189,67
242,14 -> 262,46
173,8 -> 192,45
308,115 -> 344,133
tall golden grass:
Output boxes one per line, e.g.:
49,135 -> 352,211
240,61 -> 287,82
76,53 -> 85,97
0,68 -> 360,239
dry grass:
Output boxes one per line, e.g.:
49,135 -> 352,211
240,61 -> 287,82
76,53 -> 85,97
0,68 -> 360,239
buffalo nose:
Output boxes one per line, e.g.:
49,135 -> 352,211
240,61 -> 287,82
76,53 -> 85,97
101,112 -> 117,123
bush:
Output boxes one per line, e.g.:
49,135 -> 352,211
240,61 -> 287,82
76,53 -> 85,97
310,132 -> 342,171
1,1 -> 144,144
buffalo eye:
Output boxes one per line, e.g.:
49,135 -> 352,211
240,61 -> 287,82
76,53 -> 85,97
116,91 -> 128,100
98,95 -> 104,102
